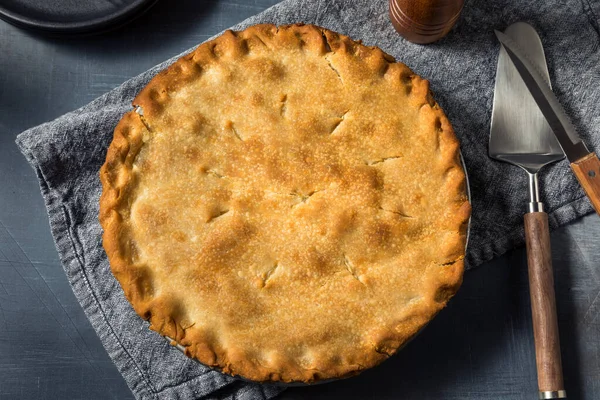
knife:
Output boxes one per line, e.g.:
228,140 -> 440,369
495,29 -> 600,216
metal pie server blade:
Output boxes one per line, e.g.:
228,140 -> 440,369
489,24 -> 563,177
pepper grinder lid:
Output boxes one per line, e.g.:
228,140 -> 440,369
389,0 -> 464,44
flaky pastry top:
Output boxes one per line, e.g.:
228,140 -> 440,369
99,24 -> 471,383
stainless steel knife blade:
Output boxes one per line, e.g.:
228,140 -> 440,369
494,29 -> 590,163
495,28 -> 600,216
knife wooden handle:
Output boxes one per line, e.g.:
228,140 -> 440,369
571,152 -> 600,216
524,212 -> 566,398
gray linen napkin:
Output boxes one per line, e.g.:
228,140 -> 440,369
15,0 -> 600,399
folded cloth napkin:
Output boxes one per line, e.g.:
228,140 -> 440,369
15,0 -> 600,398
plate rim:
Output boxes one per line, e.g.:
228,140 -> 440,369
0,0 -> 158,33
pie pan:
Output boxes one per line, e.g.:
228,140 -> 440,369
162,153 -> 472,386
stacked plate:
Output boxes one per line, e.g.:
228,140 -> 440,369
0,0 -> 158,34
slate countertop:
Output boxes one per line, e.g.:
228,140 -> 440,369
1,1 -> 599,399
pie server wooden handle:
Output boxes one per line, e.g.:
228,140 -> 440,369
570,153 -> 600,216
524,212 -> 567,399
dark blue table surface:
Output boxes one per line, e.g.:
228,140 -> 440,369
1,1 -> 599,399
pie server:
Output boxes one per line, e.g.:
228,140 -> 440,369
495,29 -> 600,215
490,22 -> 566,399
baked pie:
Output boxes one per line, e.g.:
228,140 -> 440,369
99,23 -> 471,383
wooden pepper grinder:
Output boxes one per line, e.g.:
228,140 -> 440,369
389,0 -> 464,44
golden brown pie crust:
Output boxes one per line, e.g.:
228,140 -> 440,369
99,23 -> 471,383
